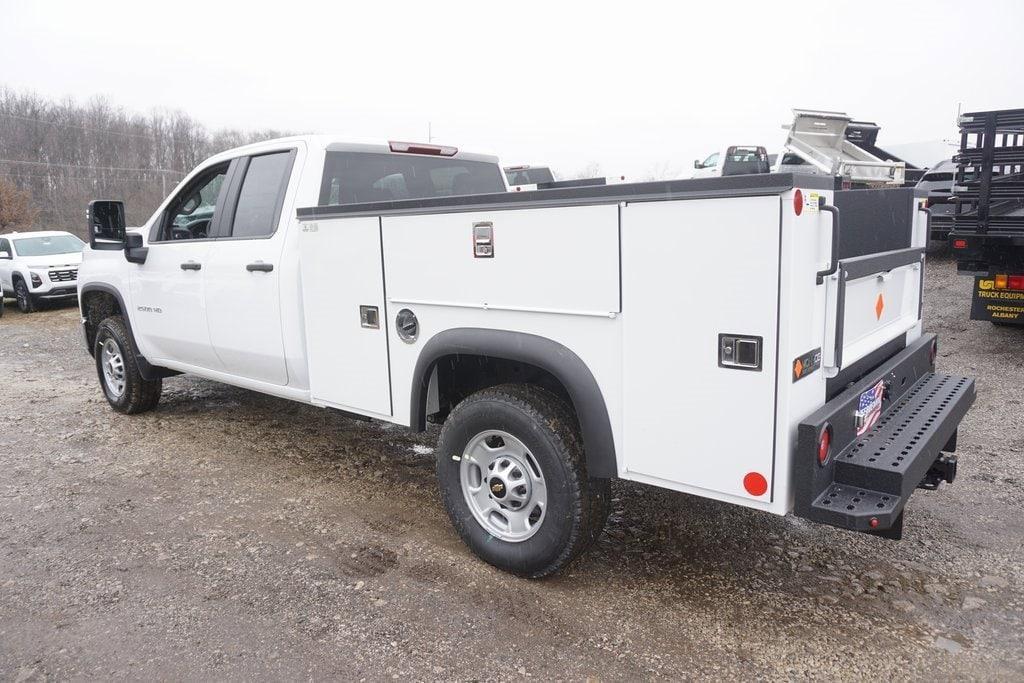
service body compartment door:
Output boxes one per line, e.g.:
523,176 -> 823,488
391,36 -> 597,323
621,196 -> 781,501
299,216 -> 392,416
823,249 -> 923,371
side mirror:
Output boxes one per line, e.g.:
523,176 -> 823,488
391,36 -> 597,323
124,232 -> 148,265
87,200 -> 127,250
693,160 -> 703,169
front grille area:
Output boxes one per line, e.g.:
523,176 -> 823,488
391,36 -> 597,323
48,268 -> 77,282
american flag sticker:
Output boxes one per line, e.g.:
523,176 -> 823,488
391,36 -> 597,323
855,380 -> 885,436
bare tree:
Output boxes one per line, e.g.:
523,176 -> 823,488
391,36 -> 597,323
0,178 -> 39,231
564,162 -> 603,180
0,86 -> 292,237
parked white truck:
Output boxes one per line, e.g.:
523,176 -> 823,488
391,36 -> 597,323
78,136 -> 975,577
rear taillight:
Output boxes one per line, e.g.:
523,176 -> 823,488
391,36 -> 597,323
817,425 -> 832,466
995,274 -> 1009,289
953,239 -> 968,249
388,140 -> 457,157
1008,275 -> 1024,291
793,189 -> 804,216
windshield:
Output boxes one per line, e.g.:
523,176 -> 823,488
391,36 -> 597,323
13,234 -> 85,257
319,152 -> 506,205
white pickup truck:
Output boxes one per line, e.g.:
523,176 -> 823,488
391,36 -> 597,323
79,135 -> 976,578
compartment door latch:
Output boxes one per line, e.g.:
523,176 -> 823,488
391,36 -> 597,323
473,222 -> 494,258
719,334 -> 763,371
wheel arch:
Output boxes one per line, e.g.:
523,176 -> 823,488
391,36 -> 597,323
410,328 -> 618,479
80,283 -> 177,380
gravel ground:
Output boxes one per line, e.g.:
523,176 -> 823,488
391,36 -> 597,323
1,254 -> 1022,681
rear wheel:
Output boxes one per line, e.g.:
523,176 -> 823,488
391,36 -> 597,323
14,279 -> 35,313
94,316 -> 162,414
436,384 -> 610,578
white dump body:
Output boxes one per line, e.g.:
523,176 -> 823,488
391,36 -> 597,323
782,110 -> 906,186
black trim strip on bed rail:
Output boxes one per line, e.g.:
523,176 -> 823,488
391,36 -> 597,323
296,172 -> 836,221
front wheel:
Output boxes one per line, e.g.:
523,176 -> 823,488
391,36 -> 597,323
14,279 -> 35,313
436,384 -> 610,578
94,316 -> 162,414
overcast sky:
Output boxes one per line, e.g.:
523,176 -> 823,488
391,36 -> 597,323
2,0 -> 1021,179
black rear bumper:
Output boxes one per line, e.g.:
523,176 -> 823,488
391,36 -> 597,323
794,334 -> 976,538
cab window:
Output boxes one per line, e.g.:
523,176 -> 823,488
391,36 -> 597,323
701,153 -> 719,168
229,151 -> 296,239
156,163 -> 229,241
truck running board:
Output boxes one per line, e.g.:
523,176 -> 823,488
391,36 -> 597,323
794,335 -> 976,538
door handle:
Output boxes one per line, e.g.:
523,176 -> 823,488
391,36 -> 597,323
180,261 -> 202,271
246,262 -> 274,273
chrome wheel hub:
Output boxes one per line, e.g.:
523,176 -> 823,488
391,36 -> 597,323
101,339 -> 126,398
460,430 -> 546,542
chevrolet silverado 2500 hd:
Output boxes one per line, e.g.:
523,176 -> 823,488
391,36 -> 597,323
78,135 -> 976,577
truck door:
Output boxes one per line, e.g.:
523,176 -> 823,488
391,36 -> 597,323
130,162 -> 229,369
203,149 -> 298,386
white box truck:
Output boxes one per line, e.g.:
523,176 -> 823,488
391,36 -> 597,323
78,135 -> 975,577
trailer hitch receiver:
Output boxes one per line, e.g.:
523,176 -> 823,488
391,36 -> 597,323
918,454 -> 957,491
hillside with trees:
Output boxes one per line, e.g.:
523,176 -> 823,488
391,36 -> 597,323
0,87 -> 289,236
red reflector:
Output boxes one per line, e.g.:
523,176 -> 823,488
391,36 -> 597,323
793,189 -> 804,216
869,517 -> 880,528
743,472 -> 768,497
388,140 -> 458,157
1008,275 -> 1024,291
817,425 -> 832,466
953,239 -> 968,249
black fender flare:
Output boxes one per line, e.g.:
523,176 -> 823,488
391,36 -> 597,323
79,283 -> 176,381
410,328 -> 618,479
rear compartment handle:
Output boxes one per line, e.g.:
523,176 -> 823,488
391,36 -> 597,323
815,199 -> 841,285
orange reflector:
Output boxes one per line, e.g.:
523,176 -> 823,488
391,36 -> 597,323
995,274 -> 1008,289
875,293 -> 885,320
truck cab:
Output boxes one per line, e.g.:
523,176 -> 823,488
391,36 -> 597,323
692,146 -> 770,178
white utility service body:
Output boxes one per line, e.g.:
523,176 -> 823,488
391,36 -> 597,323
79,135 -> 974,576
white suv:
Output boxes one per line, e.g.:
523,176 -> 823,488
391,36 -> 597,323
0,231 -> 86,313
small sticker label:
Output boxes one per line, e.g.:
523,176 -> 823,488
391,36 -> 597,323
792,348 -> 822,382
855,380 -> 885,436
806,191 -> 820,212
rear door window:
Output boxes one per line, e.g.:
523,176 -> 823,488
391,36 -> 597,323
319,152 -> 506,205
229,151 -> 296,239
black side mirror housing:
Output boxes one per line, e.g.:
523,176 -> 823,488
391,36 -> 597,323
87,200 -> 127,250
693,160 -> 702,169
124,232 -> 148,265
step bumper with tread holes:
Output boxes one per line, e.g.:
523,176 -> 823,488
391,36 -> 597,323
794,334 -> 976,538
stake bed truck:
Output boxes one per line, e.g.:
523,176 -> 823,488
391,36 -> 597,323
79,136 -> 976,577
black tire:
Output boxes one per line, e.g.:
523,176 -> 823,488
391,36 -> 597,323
94,316 -> 162,414
436,384 -> 610,578
14,278 -> 35,313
